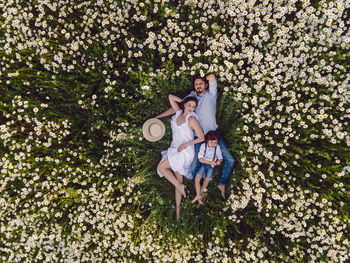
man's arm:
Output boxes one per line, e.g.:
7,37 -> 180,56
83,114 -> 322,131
154,107 -> 176,119
206,73 -> 217,95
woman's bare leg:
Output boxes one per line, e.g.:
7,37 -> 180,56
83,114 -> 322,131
174,172 -> 184,220
192,174 -> 203,204
158,159 -> 186,197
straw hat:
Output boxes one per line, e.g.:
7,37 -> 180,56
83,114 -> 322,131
142,118 -> 165,142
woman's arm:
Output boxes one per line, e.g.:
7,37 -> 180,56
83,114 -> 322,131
168,94 -> 182,112
187,117 -> 205,145
178,117 -> 204,151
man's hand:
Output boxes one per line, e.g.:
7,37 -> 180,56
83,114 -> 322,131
206,73 -> 216,82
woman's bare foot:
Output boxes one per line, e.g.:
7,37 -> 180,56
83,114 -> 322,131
217,184 -> 226,200
179,184 -> 186,198
192,195 -> 202,203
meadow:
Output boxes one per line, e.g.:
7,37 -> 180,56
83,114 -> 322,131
0,0 -> 349,262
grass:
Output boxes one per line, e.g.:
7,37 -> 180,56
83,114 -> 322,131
0,0 -> 349,262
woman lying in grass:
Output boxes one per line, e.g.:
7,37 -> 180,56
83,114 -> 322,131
157,95 -> 204,220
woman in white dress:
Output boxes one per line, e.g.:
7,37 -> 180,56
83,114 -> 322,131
157,94 -> 204,220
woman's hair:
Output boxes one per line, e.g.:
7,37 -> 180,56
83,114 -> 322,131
205,130 -> 220,143
179,96 -> 198,110
192,74 -> 209,87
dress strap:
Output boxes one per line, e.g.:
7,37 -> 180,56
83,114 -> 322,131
171,109 -> 183,123
185,112 -> 198,123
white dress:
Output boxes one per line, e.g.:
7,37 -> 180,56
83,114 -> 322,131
157,110 -> 198,180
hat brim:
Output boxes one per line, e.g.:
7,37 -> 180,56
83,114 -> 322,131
142,118 -> 166,142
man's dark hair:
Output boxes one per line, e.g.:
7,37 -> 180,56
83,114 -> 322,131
179,96 -> 198,110
192,74 -> 209,88
205,130 -> 220,143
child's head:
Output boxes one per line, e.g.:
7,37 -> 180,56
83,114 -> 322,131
205,130 -> 220,148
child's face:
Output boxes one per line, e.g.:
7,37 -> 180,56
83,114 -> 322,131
208,139 -> 218,148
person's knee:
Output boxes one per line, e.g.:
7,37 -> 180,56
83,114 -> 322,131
225,153 -> 235,166
191,158 -> 199,168
157,162 -> 165,172
175,173 -> 183,183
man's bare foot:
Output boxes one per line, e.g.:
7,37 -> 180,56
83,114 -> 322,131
176,207 -> 180,220
192,195 -> 202,204
217,184 -> 226,200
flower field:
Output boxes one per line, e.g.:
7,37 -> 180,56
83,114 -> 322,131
0,0 -> 349,262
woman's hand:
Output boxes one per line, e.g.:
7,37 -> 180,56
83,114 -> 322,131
169,94 -> 182,112
177,143 -> 187,152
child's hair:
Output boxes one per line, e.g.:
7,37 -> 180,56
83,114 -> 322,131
179,96 -> 198,110
205,130 -> 220,143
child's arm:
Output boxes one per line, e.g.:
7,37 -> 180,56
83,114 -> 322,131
199,158 -> 216,166
215,159 -> 223,166
214,146 -> 223,166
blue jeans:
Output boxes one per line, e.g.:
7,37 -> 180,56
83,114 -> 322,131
191,133 -> 235,185
197,163 -> 215,180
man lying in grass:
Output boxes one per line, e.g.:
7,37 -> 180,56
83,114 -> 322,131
155,73 -> 235,200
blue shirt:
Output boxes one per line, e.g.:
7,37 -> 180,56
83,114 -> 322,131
185,80 -> 218,135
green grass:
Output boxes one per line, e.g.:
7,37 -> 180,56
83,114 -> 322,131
0,0 -> 349,262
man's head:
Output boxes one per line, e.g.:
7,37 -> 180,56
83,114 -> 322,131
192,75 -> 209,96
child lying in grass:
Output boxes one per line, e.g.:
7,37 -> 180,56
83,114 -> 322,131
192,130 -> 223,204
